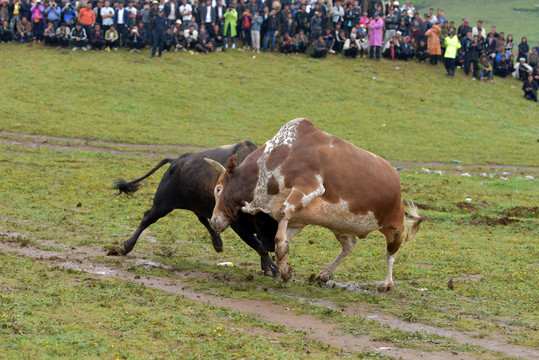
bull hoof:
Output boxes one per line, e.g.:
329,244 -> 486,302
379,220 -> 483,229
315,272 -> 330,285
212,242 -> 224,253
106,246 -> 127,256
378,283 -> 395,293
261,258 -> 280,278
277,262 -> 292,282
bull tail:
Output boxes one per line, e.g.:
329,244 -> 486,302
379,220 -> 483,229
403,201 -> 422,243
113,158 -> 175,196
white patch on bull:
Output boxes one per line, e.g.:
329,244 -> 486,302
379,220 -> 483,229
301,175 -> 325,208
243,119 -> 305,216
219,144 -> 234,150
323,131 -> 333,148
384,252 -> 397,286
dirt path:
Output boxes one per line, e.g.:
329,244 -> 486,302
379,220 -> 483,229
2,131 -> 538,172
1,234 -> 537,360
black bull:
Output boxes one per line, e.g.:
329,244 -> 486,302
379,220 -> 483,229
112,141 -> 279,277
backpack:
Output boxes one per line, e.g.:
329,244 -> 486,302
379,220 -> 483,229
242,15 -> 250,29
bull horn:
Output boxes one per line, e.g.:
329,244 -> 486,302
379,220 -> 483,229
204,158 -> 226,175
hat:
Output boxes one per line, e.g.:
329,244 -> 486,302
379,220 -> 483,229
463,19 -> 469,23
449,30 -> 455,35
519,57 -> 526,62
350,33 -> 356,38
396,30 -> 402,36
151,0 -> 158,3
393,1 -> 399,5
158,7 -> 164,12
176,19 -> 182,24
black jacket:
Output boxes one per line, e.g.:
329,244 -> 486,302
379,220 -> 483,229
152,15 -> 167,33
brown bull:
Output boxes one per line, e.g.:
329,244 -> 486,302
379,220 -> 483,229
205,118 -> 422,291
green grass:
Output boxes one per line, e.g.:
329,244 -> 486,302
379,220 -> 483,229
414,0 -> 538,46
0,45 -> 537,166
0,46 -> 538,358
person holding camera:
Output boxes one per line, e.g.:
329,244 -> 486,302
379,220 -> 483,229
43,20 -> 56,45
55,22 -> 70,46
127,24 -> 145,51
44,1 -> 61,29
30,0 -> 44,43
222,4 -> 237,49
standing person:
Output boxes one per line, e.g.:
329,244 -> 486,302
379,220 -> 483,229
30,0 -> 44,43
222,3 -> 237,48
114,0 -> 128,48
471,20 -> 485,40
200,0 -> 215,33
462,31 -> 479,79
126,0 -> 137,30
44,1 -> 62,29
518,37 -> 529,63
383,6 -> 397,47
425,21 -> 440,65
443,30 -> 460,78
522,75 -> 538,102
250,8 -> 261,52
456,18 -> 470,40
10,0 -> 22,33
140,1 -> 151,41
78,2 -> 95,39
262,9 -> 277,52
93,1 -> 104,27
504,34 -> 514,59
150,7 -> 165,57
240,8 -> 251,48
101,0 -> 115,32
332,0 -> 344,27
368,12 -> 383,60
164,0 -> 179,26
179,0 -> 192,29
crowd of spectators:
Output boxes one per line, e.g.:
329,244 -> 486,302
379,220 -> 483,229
0,0 -> 537,101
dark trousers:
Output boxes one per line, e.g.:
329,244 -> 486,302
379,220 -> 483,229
57,37 -> 70,46
369,45 -> 380,60
32,19 -> 44,40
417,51 -> 428,62
444,57 -> 456,76
44,35 -> 56,45
524,90 -> 537,102
344,47 -> 358,58
91,39 -> 105,49
70,39 -> 88,47
116,23 -> 127,47
1,32 -> 14,42
128,40 -> 146,49
430,54 -> 440,65
152,31 -> 164,56
241,28 -> 251,47
105,39 -> 119,48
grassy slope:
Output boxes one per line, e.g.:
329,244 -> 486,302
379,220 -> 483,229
0,44 -> 537,166
414,0 -> 538,46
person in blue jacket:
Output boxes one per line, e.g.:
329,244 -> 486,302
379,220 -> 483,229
151,8 -> 166,57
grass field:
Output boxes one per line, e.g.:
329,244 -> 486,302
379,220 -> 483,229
0,45 -> 538,359
414,0 -> 538,46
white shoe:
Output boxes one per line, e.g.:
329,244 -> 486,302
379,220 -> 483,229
329,49 -> 335,54
72,47 -> 78,51
113,47 -> 118,51
232,43 -> 236,49
82,46 -> 87,51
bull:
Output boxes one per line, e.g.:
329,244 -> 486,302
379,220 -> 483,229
205,119 -> 422,291
112,141 -> 279,277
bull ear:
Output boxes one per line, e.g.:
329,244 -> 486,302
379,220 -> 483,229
226,154 -> 238,174
204,158 -> 226,175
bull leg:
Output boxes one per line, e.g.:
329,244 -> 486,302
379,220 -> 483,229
197,215 -> 223,253
316,233 -> 357,284
379,228 -> 403,292
121,207 -> 172,255
274,224 -> 303,282
230,221 -> 279,278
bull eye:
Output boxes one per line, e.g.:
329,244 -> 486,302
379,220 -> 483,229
216,186 -> 222,195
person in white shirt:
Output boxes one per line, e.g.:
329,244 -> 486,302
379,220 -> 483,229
179,0 -> 192,29
331,0 -> 344,25
100,0 -> 114,32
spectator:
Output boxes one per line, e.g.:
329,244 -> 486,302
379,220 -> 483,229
223,4 -> 237,49
44,1 -> 61,29
164,0 -> 179,26
522,75 -> 538,102
43,20 -> 56,45
312,34 -> 327,58
200,0 -> 215,34
17,16 -> 32,43
400,35 -> 412,60
505,35 -> 515,59
332,0 -> 344,26
101,0 -> 114,32
295,4 -> 309,38
126,1 -> 137,30
494,54 -> 510,78
333,27 -> 346,54
478,54 -> 493,83
62,3 -> 77,29
496,32 -> 506,55
295,28 -> 308,53
532,64 -> 539,82
262,9 -> 278,52
443,30 -> 460,78
151,8 -> 166,57
383,6 -> 398,47
358,32 -> 369,57
20,0 -> 31,22
343,32 -> 359,58
517,37 -> 529,62
140,1 -> 151,41
90,23 -> 105,50
93,1 -> 104,28
416,38 -> 428,62
472,20 -> 485,40
485,31 -> 497,57
30,0 -> 44,43
185,23 -> 198,50
457,18 -> 470,40
127,24 -> 145,51
105,23 -> 119,50
463,32 -> 479,79
211,23 -> 225,50
9,0 -> 22,32
174,27 -> 187,51
55,22 -> 70,46
368,12 -> 383,61
529,47 -> 538,67
163,26 -> 174,51
280,11 -> 294,38
250,9 -> 261,53
198,24 -> 212,52
512,57 -> 532,81
280,32 -> 295,54
179,0 -> 192,29
310,10 -> 323,40
437,9 -> 447,25
409,12 -> 421,43
424,21 -> 440,65
70,22 -> 88,50
115,1 -> 128,48
382,35 -> 400,60
1,19 -> 14,42
78,2 -> 95,40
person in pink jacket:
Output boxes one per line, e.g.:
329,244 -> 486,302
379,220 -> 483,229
30,0 -> 44,43
369,12 -> 383,60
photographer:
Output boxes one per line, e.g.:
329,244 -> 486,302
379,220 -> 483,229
127,24 -> 145,52
44,1 -> 61,29
55,22 -> 70,46
62,3 -> 77,29
30,0 -> 44,43
343,32 -> 359,58
222,4 -> 237,49
43,20 -> 56,45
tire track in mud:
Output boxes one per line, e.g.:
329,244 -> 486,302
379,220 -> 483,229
1,235 -> 536,359
1,131 -> 538,172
